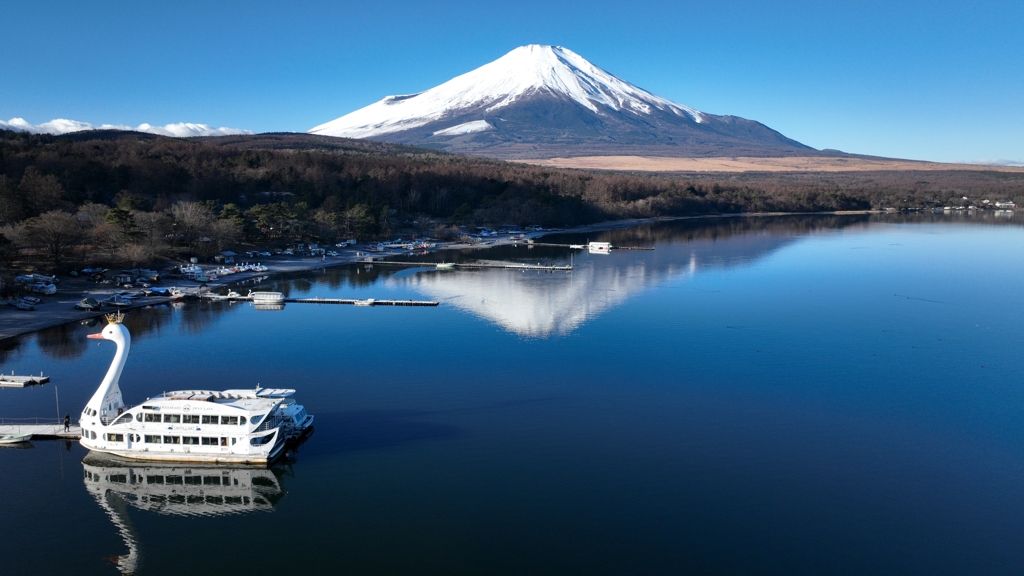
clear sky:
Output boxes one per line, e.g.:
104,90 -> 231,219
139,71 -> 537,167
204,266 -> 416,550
2,0 -> 1021,163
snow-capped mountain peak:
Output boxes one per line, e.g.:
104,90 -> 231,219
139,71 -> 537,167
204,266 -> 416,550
308,44 -> 810,159
309,45 -> 704,139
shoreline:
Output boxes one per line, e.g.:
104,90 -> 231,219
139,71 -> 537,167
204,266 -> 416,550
0,210 -> 880,343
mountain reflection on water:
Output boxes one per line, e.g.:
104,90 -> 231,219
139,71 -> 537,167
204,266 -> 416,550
394,215 -> 868,337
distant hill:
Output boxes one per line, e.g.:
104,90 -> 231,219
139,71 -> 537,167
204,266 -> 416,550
309,45 -> 815,159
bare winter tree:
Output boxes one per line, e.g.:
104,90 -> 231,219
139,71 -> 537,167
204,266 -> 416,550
27,210 -> 84,269
170,202 -> 214,256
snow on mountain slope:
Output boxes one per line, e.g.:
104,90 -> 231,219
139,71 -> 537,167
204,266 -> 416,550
1,117 -> 252,137
309,45 -> 705,139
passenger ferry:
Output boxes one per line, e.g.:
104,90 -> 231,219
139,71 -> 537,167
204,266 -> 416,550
79,315 -> 313,464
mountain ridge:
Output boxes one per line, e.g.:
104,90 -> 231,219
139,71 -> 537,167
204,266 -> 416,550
309,45 -> 815,159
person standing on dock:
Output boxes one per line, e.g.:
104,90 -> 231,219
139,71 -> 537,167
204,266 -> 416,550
63,413 -> 70,432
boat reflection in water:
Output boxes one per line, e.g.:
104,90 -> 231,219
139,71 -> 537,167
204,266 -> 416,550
82,454 -> 290,574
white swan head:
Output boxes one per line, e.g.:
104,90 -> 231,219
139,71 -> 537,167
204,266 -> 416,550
88,321 -> 129,344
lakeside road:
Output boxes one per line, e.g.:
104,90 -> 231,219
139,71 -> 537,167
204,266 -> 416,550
0,210 -> 878,342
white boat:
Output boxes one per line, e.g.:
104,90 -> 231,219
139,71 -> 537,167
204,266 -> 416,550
78,316 -> 312,463
569,244 -> 585,249
248,291 -> 284,303
588,241 -> 612,253
435,263 -> 455,270
0,433 -> 32,444
353,298 -> 376,307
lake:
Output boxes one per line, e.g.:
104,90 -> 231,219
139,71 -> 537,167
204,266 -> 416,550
2,213 -> 1024,575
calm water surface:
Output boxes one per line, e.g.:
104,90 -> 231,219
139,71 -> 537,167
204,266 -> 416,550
2,215 -> 1024,575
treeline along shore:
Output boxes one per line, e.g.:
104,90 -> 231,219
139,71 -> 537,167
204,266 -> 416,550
2,129 -> 1023,278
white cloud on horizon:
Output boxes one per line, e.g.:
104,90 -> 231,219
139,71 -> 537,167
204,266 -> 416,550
0,117 -> 252,138
962,158 -> 1024,167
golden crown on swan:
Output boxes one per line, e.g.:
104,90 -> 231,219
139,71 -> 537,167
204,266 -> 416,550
105,311 -> 125,324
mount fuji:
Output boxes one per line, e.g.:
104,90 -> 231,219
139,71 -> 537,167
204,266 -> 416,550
309,45 -> 814,159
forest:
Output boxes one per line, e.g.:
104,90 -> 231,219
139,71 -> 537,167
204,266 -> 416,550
1,129 -> 1022,274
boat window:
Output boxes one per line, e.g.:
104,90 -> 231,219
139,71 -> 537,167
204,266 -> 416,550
182,414 -> 201,424
105,433 -> 124,442
203,476 -> 222,485
166,476 -> 184,485
202,415 -> 217,424
220,437 -> 228,446
91,431 -> 97,439
184,476 -> 201,485
163,414 -> 181,423
250,414 -> 264,426
144,435 -> 161,444
147,475 -> 164,484
163,436 -> 181,444
249,432 -> 274,446
112,414 -> 133,426
231,438 -> 236,445
221,416 -> 239,425
182,436 -> 200,445
201,437 -> 215,445
136,413 -> 143,422
109,474 -> 127,484
144,413 -> 160,423
240,417 -> 246,425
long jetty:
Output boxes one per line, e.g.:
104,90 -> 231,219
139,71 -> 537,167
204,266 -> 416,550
525,242 -> 654,251
0,419 -> 81,440
285,298 -> 438,306
369,261 -> 573,271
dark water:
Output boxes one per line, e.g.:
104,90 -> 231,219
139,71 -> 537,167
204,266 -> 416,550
3,214 -> 1024,575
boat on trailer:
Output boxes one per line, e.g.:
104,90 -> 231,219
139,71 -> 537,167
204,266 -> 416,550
78,314 -> 313,464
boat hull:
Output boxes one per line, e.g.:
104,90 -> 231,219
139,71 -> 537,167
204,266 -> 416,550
85,439 -> 286,464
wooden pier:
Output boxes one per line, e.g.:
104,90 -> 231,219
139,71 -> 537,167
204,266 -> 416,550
370,261 -> 573,272
0,372 -> 50,388
0,422 -> 81,440
521,242 -> 654,251
285,298 -> 439,307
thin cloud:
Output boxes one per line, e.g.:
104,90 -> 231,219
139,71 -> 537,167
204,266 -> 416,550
0,117 -> 252,137
962,158 -> 1024,167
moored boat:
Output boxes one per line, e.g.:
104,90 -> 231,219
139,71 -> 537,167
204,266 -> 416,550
0,433 -> 33,444
248,291 -> 284,303
78,315 -> 313,464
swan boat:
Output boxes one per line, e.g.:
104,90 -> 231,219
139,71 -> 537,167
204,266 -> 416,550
79,315 -> 313,463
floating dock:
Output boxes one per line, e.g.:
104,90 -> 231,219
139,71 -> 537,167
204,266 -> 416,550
523,242 -> 654,251
0,423 -> 81,440
0,373 -> 50,388
285,298 -> 439,307
370,261 -> 573,271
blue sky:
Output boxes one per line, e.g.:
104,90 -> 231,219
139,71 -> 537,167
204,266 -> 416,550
2,0 -> 1021,163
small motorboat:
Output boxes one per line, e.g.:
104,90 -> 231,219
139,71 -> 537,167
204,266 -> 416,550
353,298 -> 376,307
31,282 -> 57,295
76,297 -> 103,311
7,299 -> 34,311
0,433 -> 33,445
105,294 -> 133,307
435,263 -> 455,270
